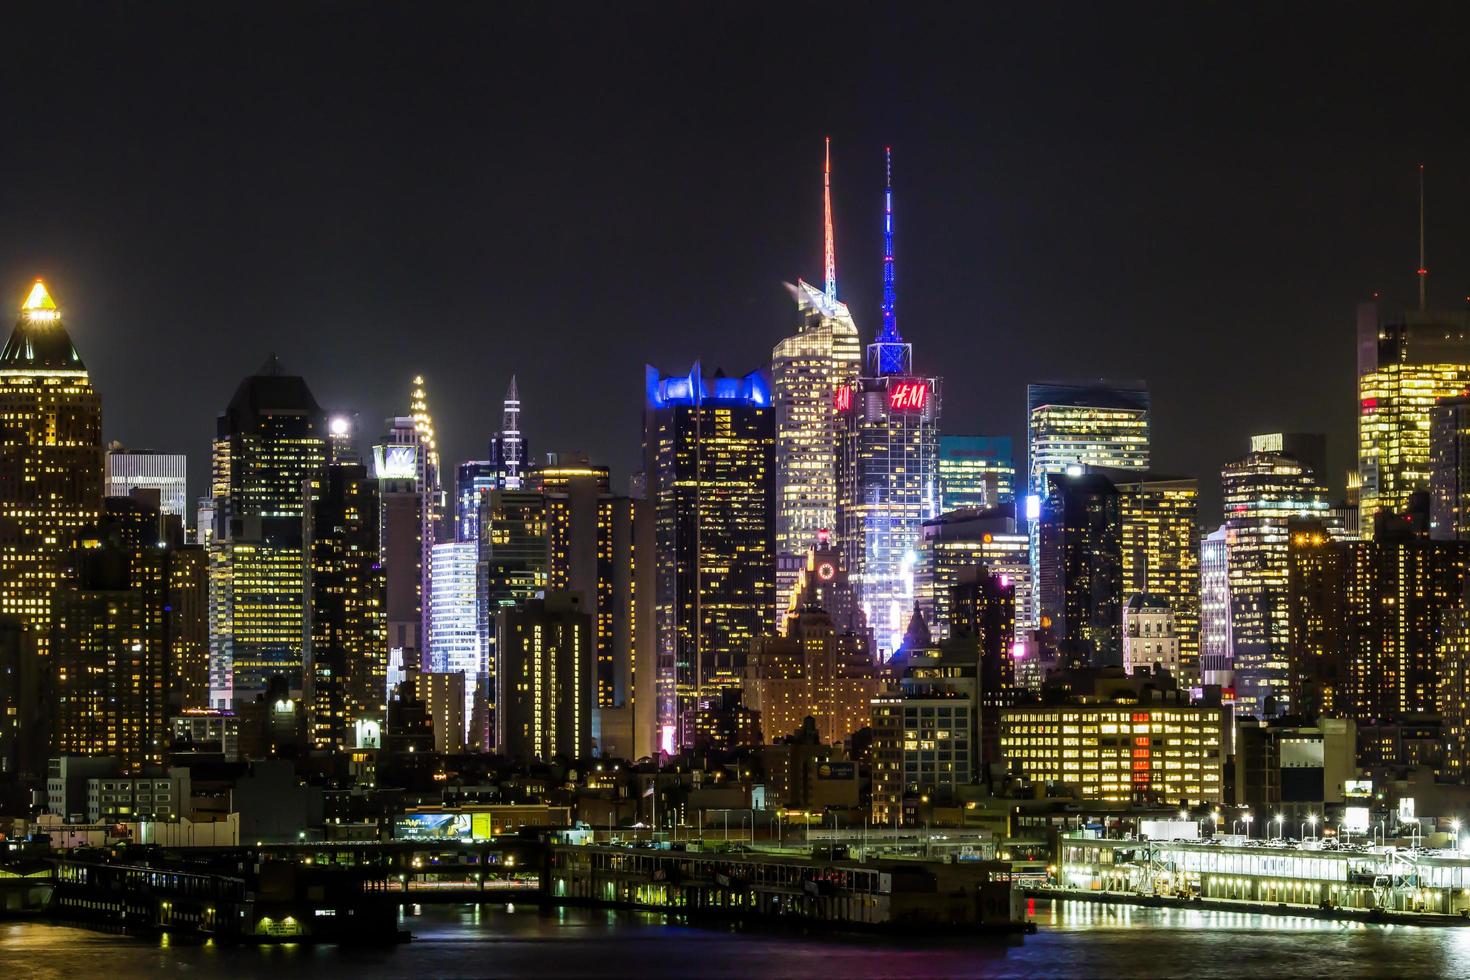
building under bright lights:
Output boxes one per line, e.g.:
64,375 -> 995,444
836,151 -> 940,660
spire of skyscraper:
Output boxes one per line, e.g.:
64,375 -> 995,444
881,146 -> 898,343
492,374 -> 524,489
410,374 -> 439,477
1418,164 -> 1428,311
824,136 -> 837,305
869,147 -> 912,376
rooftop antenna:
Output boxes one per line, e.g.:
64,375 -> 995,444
1419,164 -> 1428,311
823,137 -> 836,305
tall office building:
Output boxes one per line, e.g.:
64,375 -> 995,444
105,447 -> 187,522
1026,382 -> 1150,490
1285,519 -> 1345,720
374,417 -> 429,673
771,139 -> 863,612
326,412 -> 360,465
428,538 -> 479,732
1035,471 -> 1123,667
0,281 -> 103,661
53,499 -> 169,771
1025,382 -> 1148,633
166,543 -> 210,711
489,375 -> 526,490
1221,433 -> 1330,718
476,487 -> 549,746
306,462 -> 386,750
1430,394 -> 1470,540
1199,525 -> 1232,688
836,150 -> 940,659
537,455 -> 640,754
494,592 -> 592,762
208,355 -> 327,706
914,505 -> 1031,640
1443,603 -> 1470,777
1357,297 -> 1470,526
938,435 -> 1015,513
0,618 -> 42,789
1114,473 -> 1200,680
1340,527 -> 1470,723
644,363 -> 775,748
1288,511 -> 1470,725
456,459 -> 495,542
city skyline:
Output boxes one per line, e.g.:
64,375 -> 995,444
8,6 -> 1470,523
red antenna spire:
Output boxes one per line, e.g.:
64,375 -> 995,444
1418,164 -> 1428,311
823,137 -> 836,304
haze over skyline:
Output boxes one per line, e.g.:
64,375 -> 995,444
5,4 -> 1470,518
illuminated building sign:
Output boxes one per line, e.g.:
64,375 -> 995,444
834,385 -> 853,412
394,812 -> 472,840
888,381 -> 928,411
373,444 -> 418,480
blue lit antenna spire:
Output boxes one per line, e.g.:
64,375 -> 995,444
869,146 -> 912,376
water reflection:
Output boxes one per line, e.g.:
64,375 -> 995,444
5,901 -> 1470,979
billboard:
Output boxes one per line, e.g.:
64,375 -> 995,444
374,444 -> 418,480
816,761 -> 856,780
1342,806 -> 1371,833
395,812 -> 471,840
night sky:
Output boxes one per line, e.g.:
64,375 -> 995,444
4,3 -> 1470,521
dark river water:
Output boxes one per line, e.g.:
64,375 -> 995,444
6,899 -> 1470,978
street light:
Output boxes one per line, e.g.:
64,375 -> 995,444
1302,813 -> 1317,841
1273,814 -> 1283,841
1241,812 -> 1254,837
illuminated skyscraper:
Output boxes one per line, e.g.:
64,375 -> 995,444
1429,395 -> 1470,540
644,363 -> 775,748
0,281 -> 103,661
536,455 -> 641,756
475,487 -> 549,746
494,592 -> 592,762
1026,382 -> 1149,489
374,413 -> 435,674
1357,249 -> 1470,523
53,501 -> 169,771
914,506 -> 1030,640
1114,473 -> 1200,680
490,375 -> 526,490
428,538 -> 479,733
836,150 -> 940,659
306,462 -> 385,749
1222,433 -> 1329,718
1199,525 -> 1233,688
772,139 -> 863,611
105,447 -> 187,522
1036,471 -> 1123,667
208,355 -> 327,706
938,436 -> 1015,512
456,459 -> 495,542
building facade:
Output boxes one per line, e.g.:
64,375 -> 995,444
494,593 -> 592,762
1222,434 -> 1330,718
999,701 -> 1227,803
208,355 -> 327,706
306,462 -> 386,750
0,281 -> 104,663
644,363 -> 775,749
938,435 -> 1015,513
914,506 -> 1030,639
771,140 -> 863,607
1357,301 -> 1470,526
105,448 -> 187,522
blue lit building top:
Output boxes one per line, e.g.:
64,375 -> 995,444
645,361 -> 770,409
